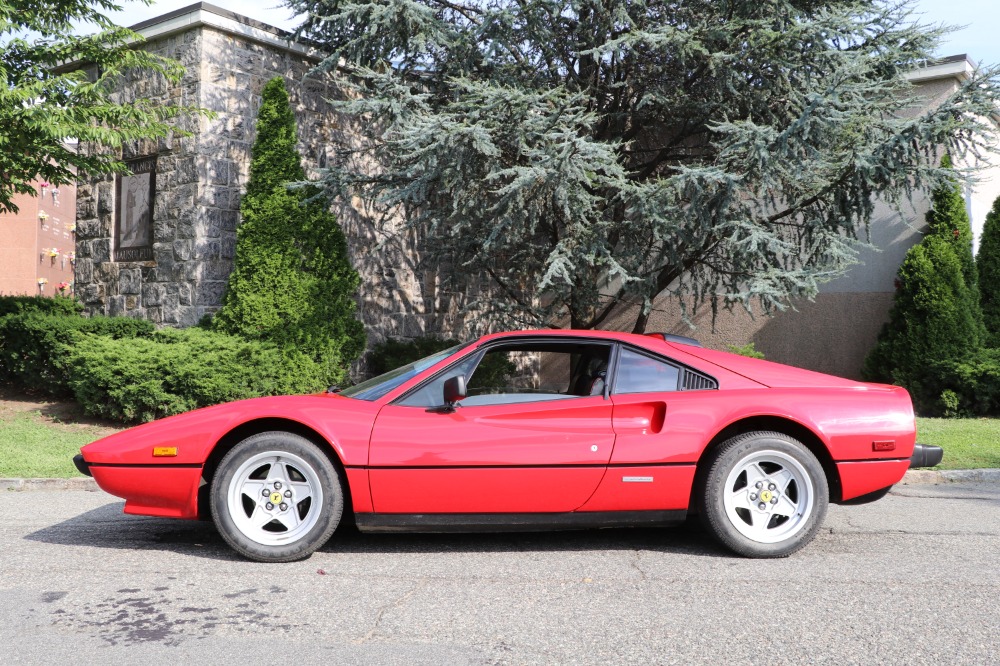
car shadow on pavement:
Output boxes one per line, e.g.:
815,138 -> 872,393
26,502 -> 730,561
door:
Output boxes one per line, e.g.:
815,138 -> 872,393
368,340 -> 615,513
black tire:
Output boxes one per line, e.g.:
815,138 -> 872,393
210,431 -> 344,563
696,431 -> 828,558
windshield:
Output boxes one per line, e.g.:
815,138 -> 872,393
339,343 -> 469,401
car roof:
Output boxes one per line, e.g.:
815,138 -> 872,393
475,329 -> 671,349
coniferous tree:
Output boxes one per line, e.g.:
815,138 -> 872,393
863,159 -> 984,385
978,196 -> 1000,348
214,77 -> 365,383
863,237 -> 980,386
288,0 -> 1000,331
926,155 -> 978,288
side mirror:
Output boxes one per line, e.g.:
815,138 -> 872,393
442,375 -> 467,406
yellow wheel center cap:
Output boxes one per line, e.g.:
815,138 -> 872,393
759,490 -> 773,503
270,492 -> 282,504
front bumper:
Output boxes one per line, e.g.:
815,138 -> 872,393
910,443 -> 944,468
73,454 -> 92,477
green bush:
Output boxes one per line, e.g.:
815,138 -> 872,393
864,235 -> 981,386
727,342 -> 765,359
977,195 -> 1000,348
367,336 -> 460,376
65,327 -> 328,423
907,348 -> 1000,417
864,156 -> 985,391
0,295 -> 82,318
0,313 -> 154,396
213,77 -> 364,384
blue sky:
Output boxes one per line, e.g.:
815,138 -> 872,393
97,0 -> 1000,68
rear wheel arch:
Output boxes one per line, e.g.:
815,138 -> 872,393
198,418 -> 353,522
690,416 -> 842,508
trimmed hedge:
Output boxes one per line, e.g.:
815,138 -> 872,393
0,313 -> 154,396
0,295 -> 82,318
65,327 -> 327,423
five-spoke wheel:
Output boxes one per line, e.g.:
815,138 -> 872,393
211,432 -> 343,563
697,431 -> 828,558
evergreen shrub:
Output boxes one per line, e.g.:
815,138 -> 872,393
908,348 -> 1000,417
977,195 -> 1000,348
0,295 -> 82,318
0,313 -> 154,396
213,77 -> 364,384
864,236 -> 980,386
863,158 -> 983,392
65,327 -> 328,423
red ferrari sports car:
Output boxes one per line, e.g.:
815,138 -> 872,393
74,329 -> 942,562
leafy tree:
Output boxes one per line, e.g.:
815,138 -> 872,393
287,0 -> 1000,331
978,195 -> 1000,348
863,235 -> 980,386
0,0 -> 192,214
213,77 -> 365,384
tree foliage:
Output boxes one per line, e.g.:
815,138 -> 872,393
213,77 -> 365,384
978,195 -> 1000,348
0,0 -> 196,214
287,0 -> 1000,331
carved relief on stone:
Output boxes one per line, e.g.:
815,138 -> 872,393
114,156 -> 157,262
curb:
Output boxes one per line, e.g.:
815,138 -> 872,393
4,469 -> 1000,492
1,477 -> 99,492
900,468 -> 1000,485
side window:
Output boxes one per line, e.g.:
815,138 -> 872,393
397,342 -> 611,407
613,348 -> 680,394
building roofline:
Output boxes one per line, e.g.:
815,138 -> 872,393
905,54 -> 978,83
129,2 -> 321,60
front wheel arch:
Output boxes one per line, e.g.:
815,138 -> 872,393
198,418 -> 353,524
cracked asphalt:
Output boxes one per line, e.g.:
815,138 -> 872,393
2,483 -> 998,664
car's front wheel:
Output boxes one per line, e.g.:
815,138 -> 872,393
211,432 -> 343,562
697,431 -> 828,558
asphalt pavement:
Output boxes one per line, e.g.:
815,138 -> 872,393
1,483 -> 998,664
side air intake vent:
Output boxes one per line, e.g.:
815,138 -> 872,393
682,370 -> 718,391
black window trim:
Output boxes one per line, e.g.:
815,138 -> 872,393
390,335 -> 616,407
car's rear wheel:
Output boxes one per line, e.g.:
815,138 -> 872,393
211,432 -> 343,562
697,431 -> 828,558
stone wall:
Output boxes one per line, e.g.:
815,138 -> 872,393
75,27 -> 204,325
75,18 -> 487,350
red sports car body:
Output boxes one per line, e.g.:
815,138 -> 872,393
75,329 -> 940,561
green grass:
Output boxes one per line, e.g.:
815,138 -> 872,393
916,417 -> 1000,470
0,411 -> 114,478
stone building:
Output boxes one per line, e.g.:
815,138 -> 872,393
74,2 -> 478,339
72,3 -> 998,378
0,179 -> 77,297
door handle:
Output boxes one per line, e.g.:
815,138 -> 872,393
612,402 -> 666,434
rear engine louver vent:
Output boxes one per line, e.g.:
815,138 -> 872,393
682,370 -> 718,391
